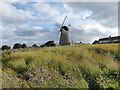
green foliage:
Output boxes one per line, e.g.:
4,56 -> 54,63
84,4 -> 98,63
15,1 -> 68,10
13,43 -> 22,49
13,43 -> 27,49
22,43 -> 27,48
2,43 -> 119,88
2,45 -> 11,50
32,44 -> 38,48
40,41 -> 56,47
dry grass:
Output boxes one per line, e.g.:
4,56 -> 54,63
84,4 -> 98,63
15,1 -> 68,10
1,43 -> 119,88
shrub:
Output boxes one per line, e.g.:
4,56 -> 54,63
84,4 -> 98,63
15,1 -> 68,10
40,41 -> 56,47
22,43 -> 27,48
32,44 -> 38,48
13,43 -> 22,49
13,43 -> 27,49
1,45 -> 11,50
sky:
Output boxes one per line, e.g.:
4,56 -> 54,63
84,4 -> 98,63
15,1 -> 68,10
0,1 -> 119,47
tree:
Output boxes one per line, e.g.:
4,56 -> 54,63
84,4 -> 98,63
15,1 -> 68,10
13,43 -> 22,49
32,44 -> 38,48
40,41 -> 56,47
2,45 -> 11,50
22,43 -> 27,48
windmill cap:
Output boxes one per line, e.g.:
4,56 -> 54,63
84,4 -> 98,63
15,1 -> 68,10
61,26 -> 69,31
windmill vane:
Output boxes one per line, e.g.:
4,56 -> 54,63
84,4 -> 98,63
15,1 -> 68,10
61,16 -> 67,27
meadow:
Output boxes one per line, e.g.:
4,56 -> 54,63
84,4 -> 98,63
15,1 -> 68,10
1,44 -> 119,88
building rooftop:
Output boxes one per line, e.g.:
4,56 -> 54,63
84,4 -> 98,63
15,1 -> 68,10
99,36 -> 120,41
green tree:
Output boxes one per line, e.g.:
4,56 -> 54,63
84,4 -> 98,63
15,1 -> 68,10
22,43 -> 27,48
2,45 -> 11,50
13,43 -> 22,49
32,44 -> 38,48
40,41 -> 56,47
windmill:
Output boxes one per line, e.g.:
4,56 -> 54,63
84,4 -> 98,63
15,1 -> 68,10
57,16 -> 71,46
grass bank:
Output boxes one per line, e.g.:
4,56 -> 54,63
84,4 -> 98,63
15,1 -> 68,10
1,44 -> 119,88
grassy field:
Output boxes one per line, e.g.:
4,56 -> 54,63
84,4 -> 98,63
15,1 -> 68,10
1,44 -> 119,88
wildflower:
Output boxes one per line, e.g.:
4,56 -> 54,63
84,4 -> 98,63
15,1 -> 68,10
2,72 -> 8,77
27,78 -> 31,81
41,67 -> 47,73
26,71 -> 33,77
34,68 -> 41,74
40,77 -> 44,82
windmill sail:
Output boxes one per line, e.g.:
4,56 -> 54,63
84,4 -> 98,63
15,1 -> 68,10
61,16 -> 67,27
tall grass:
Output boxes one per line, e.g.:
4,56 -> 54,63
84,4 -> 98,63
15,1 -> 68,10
1,44 -> 119,88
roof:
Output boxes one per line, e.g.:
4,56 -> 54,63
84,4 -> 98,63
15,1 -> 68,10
60,26 -> 69,31
99,36 -> 120,41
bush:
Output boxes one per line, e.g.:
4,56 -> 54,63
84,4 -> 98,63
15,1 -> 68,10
32,44 -> 38,48
13,43 -> 22,49
13,43 -> 27,49
2,45 -> 11,50
40,41 -> 56,47
22,43 -> 27,48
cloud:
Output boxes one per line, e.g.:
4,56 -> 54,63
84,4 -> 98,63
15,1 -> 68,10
32,2 -> 60,17
1,2 -> 118,47
1,0 -> 119,2
1,2 -> 60,47
64,2 -> 118,28
0,3 -> 26,25
2,22 -> 59,47
14,26 -> 47,37
69,18 -> 118,43
0,2 -> 51,25
70,27 -> 112,43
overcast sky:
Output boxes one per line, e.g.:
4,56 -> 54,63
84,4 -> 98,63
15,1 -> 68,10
0,1 -> 119,47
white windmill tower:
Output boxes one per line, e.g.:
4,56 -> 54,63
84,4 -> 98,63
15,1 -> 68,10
58,16 -> 71,46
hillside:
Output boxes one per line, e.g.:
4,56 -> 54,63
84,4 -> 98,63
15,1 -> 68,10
1,44 -> 119,88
